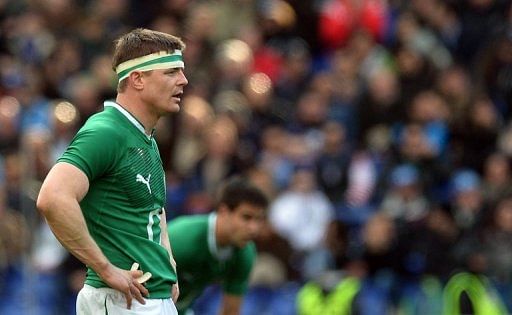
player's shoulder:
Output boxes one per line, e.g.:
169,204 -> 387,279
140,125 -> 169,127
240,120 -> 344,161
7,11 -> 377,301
83,108 -> 121,130
169,214 -> 209,232
171,213 -> 209,224
169,214 -> 210,251
80,109 -> 126,139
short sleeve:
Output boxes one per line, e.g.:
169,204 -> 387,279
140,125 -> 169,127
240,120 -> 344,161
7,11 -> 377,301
58,126 -> 122,181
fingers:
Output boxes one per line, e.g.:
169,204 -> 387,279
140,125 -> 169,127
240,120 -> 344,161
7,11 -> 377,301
124,281 -> 146,309
130,282 -> 146,305
129,262 -> 151,298
172,283 -> 179,303
124,289 -> 133,310
103,263 -> 149,310
130,269 -> 144,279
134,279 -> 149,297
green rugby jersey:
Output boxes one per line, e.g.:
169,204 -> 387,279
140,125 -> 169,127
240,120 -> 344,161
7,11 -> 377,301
168,213 -> 256,313
58,101 -> 175,299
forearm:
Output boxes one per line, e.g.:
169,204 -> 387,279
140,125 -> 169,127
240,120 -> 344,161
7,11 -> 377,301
220,294 -> 242,315
38,164 -> 149,307
37,163 -> 111,275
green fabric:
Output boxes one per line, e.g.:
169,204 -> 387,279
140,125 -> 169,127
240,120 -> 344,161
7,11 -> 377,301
58,103 -> 176,299
297,277 -> 361,315
168,214 -> 256,313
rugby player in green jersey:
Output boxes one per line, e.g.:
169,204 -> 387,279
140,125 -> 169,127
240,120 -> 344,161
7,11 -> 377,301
37,28 -> 188,314
168,177 -> 269,315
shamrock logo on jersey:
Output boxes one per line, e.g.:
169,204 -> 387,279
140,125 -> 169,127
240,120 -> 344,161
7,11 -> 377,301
136,173 -> 152,194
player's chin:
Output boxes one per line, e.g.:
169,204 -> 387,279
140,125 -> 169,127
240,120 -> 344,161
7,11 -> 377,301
167,102 -> 181,112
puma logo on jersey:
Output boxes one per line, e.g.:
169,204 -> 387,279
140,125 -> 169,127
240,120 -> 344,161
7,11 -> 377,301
136,174 -> 152,194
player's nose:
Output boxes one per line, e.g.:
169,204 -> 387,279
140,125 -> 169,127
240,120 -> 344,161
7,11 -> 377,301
248,221 -> 262,236
178,69 -> 188,86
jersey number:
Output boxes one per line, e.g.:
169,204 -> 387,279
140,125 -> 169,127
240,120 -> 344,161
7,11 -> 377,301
147,209 -> 161,243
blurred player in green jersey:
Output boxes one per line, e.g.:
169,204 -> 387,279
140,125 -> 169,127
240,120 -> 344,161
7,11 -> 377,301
169,177 -> 269,315
37,28 -> 188,314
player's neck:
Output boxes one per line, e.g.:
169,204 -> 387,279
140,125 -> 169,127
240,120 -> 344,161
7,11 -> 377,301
116,93 -> 157,135
215,216 -> 231,247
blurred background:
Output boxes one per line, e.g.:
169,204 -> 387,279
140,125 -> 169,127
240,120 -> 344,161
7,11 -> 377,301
1,0 -> 512,314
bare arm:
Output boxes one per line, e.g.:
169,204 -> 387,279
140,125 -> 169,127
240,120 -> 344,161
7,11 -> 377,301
219,294 -> 243,315
160,209 -> 179,302
37,162 -> 148,308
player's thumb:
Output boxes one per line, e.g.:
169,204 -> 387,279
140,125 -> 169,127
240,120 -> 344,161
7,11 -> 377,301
130,269 -> 143,278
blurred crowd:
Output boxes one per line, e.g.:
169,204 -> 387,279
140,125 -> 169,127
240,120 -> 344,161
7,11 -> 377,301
1,0 -> 512,314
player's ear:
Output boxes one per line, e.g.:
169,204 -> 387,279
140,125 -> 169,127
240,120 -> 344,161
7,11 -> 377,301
129,71 -> 144,90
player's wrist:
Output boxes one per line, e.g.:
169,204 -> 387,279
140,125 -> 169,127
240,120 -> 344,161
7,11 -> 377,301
95,260 -> 115,280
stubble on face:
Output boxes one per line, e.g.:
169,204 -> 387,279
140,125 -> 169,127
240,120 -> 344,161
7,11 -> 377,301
144,69 -> 186,116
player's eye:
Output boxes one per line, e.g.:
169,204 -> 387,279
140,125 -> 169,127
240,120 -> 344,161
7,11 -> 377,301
165,69 -> 181,75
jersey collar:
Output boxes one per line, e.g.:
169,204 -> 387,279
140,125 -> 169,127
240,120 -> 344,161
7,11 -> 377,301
104,101 -> 154,140
208,213 -> 233,261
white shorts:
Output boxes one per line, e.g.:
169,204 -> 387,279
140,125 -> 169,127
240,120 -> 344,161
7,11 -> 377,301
76,284 -> 178,315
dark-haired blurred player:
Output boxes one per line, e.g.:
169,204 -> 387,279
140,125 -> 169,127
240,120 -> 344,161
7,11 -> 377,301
168,177 -> 269,315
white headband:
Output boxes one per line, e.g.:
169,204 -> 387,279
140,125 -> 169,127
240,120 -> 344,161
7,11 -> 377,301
116,50 -> 184,82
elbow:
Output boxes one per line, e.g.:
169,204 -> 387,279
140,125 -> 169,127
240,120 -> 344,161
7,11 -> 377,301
36,189 -> 52,216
